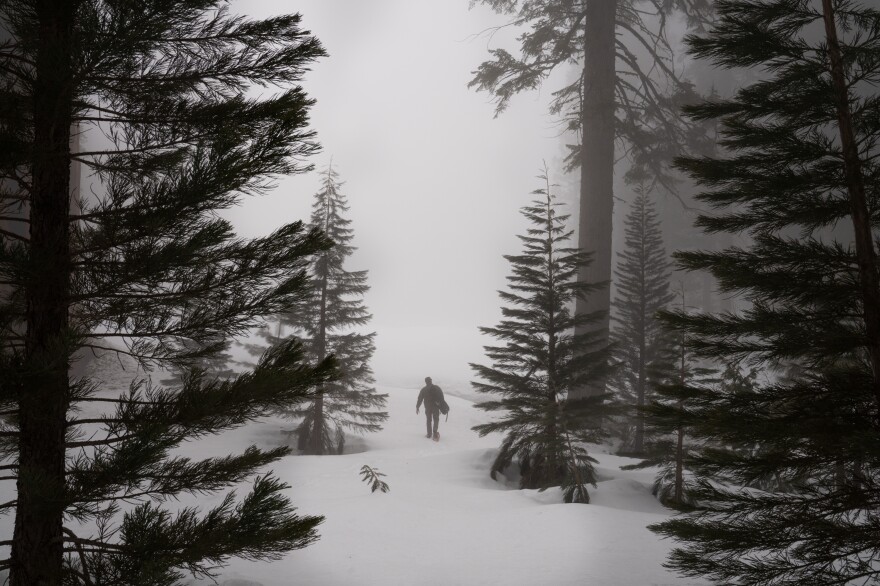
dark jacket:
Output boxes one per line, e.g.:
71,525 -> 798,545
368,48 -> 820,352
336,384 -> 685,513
416,383 -> 444,412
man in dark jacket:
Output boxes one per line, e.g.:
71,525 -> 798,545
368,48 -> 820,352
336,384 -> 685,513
416,376 -> 445,440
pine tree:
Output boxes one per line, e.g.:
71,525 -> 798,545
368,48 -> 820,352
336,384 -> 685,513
469,0 -> 712,397
648,338 -> 699,509
164,339 -> 238,385
623,293 -> 717,509
0,2 -> 334,583
270,164 -> 387,456
647,1 -> 880,583
471,168 -> 613,503
612,184 -> 674,454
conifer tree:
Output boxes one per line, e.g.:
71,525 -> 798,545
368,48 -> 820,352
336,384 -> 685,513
0,2 -> 334,583
270,164 -> 387,456
471,168 -> 613,503
646,338 -> 698,508
469,0 -> 712,396
623,293 -> 716,509
648,1 -> 880,583
612,184 -> 674,454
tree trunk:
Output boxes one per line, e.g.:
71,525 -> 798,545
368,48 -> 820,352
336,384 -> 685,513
635,337 -> 646,454
11,1 -> 75,583
673,336 -> 686,506
821,0 -> 880,418
635,215 -> 647,453
308,388 -> 324,456
546,193 -> 560,484
574,0 -> 617,399
673,424 -> 685,505
308,255 -> 330,456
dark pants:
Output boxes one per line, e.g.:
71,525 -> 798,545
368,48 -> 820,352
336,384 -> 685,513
425,407 -> 439,436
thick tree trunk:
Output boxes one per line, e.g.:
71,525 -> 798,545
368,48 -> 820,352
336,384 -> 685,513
11,1 -> 75,583
574,0 -> 617,399
821,0 -> 880,417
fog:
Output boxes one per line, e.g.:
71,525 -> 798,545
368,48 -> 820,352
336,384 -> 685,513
5,3 -> 877,584
227,0 -> 580,389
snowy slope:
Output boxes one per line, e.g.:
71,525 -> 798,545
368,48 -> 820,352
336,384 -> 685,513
198,386 -> 709,586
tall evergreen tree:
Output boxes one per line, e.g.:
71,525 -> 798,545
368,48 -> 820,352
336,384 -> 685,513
471,168 -> 613,503
0,2 -> 334,583
271,164 -> 386,456
612,184 -> 674,454
649,1 -> 880,583
468,0 -> 712,397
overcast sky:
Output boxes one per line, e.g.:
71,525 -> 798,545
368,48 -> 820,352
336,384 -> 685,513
226,0 -> 579,389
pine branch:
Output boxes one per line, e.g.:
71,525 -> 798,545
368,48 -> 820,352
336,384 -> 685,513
359,465 -> 390,494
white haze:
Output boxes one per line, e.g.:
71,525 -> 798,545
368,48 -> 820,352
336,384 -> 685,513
226,0 -> 580,390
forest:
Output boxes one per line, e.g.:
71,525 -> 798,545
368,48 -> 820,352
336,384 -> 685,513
0,0 -> 878,584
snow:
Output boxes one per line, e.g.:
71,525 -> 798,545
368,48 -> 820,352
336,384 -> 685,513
0,373 -> 707,585
189,386 -> 709,586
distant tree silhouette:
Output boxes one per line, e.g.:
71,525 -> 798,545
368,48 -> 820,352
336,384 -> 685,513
259,164 -> 387,455
612,184 -> 674,454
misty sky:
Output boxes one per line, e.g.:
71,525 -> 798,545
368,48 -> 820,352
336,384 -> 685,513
227,0 -> 580,388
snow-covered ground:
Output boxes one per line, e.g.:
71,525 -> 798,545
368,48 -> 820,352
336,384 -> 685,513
193,386 -> 709,586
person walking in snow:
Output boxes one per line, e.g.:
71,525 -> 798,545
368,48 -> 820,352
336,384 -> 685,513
416,376 -> 445,440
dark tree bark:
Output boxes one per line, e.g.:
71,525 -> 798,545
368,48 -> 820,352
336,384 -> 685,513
634,309 -> 646,453
308,258 -> 329,456
11,0 -> 76,583
821,0 -> 880,417
673,338 -> 686,506
575,0 -> 617,399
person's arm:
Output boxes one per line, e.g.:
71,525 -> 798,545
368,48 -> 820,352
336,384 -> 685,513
416,388 -> 425,413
